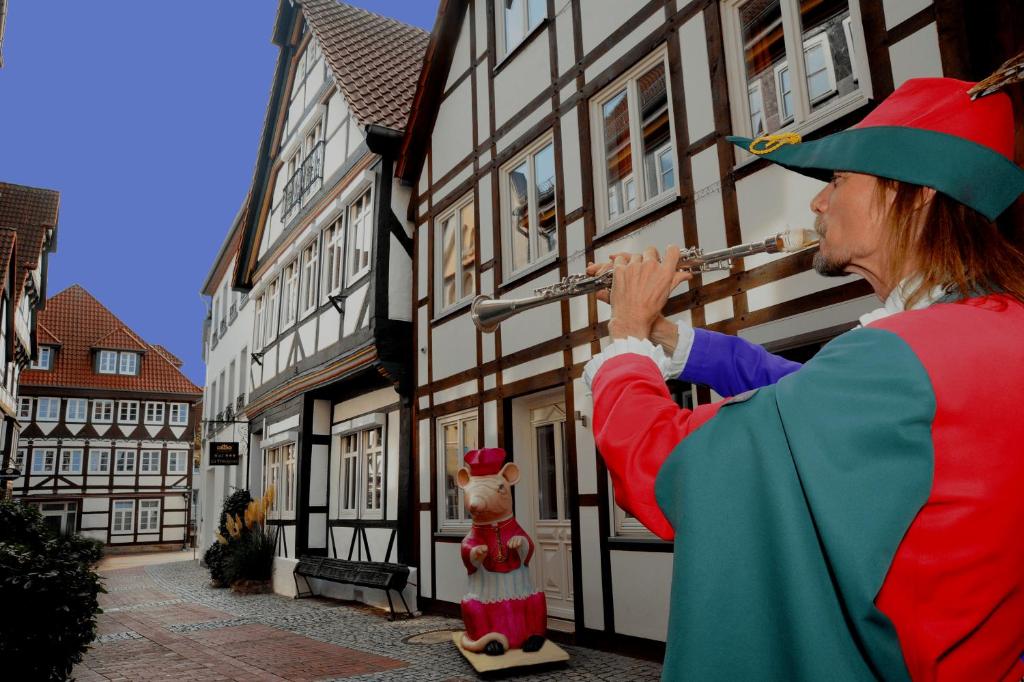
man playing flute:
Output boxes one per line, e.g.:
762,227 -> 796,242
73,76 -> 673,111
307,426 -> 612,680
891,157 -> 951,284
583,76 -> 1024,681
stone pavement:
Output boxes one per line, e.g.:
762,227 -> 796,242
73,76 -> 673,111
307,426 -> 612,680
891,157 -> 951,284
74,559 -> 662,681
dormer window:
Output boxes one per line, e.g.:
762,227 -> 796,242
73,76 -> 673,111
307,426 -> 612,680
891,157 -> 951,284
31,346 -> 53,370
119,352 -> 139,375
97,350 -> 140,375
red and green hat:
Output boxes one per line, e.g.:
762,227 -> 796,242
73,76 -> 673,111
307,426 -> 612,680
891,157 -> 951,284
728,78 -> 1024,221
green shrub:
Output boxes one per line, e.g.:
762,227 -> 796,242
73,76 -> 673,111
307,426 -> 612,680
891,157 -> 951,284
224,525 -> 277,584
218,489 -> 252,536
0,499 -> 104,681
203,541 -> 230,587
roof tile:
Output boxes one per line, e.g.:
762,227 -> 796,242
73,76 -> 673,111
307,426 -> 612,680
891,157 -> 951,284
300,0 -> 429,130
21,285 -> 202,396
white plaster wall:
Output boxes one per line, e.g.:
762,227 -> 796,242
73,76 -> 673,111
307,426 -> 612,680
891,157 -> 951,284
583,9 -> 662,83
579,506 -> 605,631
417,304 -> 429,386
431,313 -> 477,379
495,100 -> 552,156
417,224 -> 428,296
332,387 -> 398,423
496,269 -> 562,354
493,34 -> 550,129
432,81 -> 474,180
735,164 -> 824,268
610,550 -> 673,641
889,23 -> 943,88
434,541 -> 468,604
418,418 -> 431,504
388,234 -> 413,322
746,269 -> 856,312
501,352 -> 564,385
419,512 -> 433,598
555,0 -> 576,77
559,109 -> 582,215
580,0 -> 647,54
446,14 -> 472,92
680,14 -> 715,143
882,0 -> 931,29
740,295 -> 877,346
478,179 -> 494,264
475,61 -> 490,145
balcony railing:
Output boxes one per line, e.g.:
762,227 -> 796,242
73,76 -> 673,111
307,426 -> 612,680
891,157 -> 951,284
277,140 -> 325,222
236,395 -> 245,411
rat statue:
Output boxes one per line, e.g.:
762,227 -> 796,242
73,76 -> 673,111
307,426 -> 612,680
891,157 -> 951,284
458,448 -> 547,656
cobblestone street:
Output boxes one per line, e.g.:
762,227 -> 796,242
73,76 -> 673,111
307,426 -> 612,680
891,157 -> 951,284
74,559 -> 662,681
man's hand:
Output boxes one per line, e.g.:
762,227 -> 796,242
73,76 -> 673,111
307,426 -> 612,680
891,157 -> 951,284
586,248 -> 691,344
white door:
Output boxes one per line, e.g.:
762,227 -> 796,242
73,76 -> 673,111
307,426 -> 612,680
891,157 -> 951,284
38,501 -> 77,534
526,401 -> 574,620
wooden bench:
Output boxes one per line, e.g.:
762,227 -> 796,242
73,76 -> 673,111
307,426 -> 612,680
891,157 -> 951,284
294,556 -> 412,620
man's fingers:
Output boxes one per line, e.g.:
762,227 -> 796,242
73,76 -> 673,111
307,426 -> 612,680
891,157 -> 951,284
662,245 -> 681,276
671,271 -> 693,290
642,246 -> 660,263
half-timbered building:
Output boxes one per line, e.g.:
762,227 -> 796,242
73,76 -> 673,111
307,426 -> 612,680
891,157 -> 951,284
14,285 -> 202,547
0,182 -> 59,495
226,0 -> 425,604
398,0 -> 1023,650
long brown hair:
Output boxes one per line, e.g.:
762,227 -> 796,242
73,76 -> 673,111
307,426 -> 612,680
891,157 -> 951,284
877,178 -> 1024,309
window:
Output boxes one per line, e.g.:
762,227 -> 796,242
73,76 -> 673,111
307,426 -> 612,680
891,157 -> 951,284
238,347 -> 248,402
36,397 -> 59,422
593,52 -> 676,229
300,239 -> 320,314
98,350 -> 118,374
336,426 -> 385,519
504,139 -> 556,275
88,449 -> 110,474
167,450 -> 188,474
115,449 -> 136,474
724,0 -> 865,140
138,499 -> 160,532
264,278 -> 280,344
31,346 -> 52,370
144,402 -> 165,425
438,411 -> 478,528
140,449 -> 161,474
66,398 -> 88,423
31,448 -> 56,475
347,190 -> 372,283
112,500 -> 135,534
14,448 -> 26,472
280,259 -> 299,328
501,0 -> 545,54
263,443 -> 296,516
252,295 -> 264,350
436,196 -> 476,311
60,449 -> 83,475
323,218 -> 345,296
169,403 -> 189,426
118,352 -> 139,375
118,401 -> 138,423
92,399 -> 114,423
18,397 -> 32,420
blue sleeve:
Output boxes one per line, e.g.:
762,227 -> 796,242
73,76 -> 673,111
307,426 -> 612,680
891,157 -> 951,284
679,329 -> 803,396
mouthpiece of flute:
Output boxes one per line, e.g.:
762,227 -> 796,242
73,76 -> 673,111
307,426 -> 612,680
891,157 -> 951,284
778,228 -> 819,252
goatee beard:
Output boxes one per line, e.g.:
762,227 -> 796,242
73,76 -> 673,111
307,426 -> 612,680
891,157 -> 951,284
813,251 -> 849,277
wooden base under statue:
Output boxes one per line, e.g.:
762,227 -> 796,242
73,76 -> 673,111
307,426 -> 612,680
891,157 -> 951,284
452,631 -> 569,674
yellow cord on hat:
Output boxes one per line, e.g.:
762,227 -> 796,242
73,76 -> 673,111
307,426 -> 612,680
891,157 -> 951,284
749,132 -> 802,155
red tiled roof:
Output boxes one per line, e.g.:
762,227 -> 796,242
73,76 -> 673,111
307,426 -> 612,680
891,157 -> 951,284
21,284 -> 201,396
0,182 -> 59,304
152,344 -> 184,369
90,325 -> 148,352
299,0 -> 430,130
36,321 -> 61,347
0,227 -> 16,295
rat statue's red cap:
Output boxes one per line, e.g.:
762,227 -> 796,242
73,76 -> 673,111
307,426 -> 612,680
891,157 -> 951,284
464,448 -> 507,476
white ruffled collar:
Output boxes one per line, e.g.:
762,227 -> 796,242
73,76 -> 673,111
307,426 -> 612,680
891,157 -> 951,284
857,278 -> 949,327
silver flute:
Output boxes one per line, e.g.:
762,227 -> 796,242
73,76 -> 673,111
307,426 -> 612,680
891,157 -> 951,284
471,229 -> 818,332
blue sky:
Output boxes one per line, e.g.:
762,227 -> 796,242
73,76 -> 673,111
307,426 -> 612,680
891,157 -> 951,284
0,1 -> 438,386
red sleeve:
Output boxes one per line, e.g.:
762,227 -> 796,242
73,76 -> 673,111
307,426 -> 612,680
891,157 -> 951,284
592,353 -> 724,540
461,533 -> 477,574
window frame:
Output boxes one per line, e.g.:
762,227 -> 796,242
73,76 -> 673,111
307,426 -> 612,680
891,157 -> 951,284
118,400 -> 139,424
31,448 -> 56,475
111,500 -> 135,535
36,396 -> 60,422
500,135 -> 560,280
59,448 -> 83,475
138,499 -> 161,533
332,422 -> 386,522
497,0 -> 546,58
92,399 -> 114,424
17,397 -> 32,420
264,277 -> 280,344
436,410 -> 478,532
590,48 -> 679,234
114,449 -> 137,474
280,258 -> 299,329
14,448 -> 26,472
31,346 -> 52,370
300,237 -> 320,316
118,351 -> 139,375
346,189 -> 373,285
167,450 -> 188,475
434,194 -> 477,315
88,448 -> 111,474
144,402 -> 165,425
66,398 -> 88,423
262,441 -> 297,520
322,216 -> 346,299
98,350 -> 118,374
168,403 -> 189,426
140,449 -> 162,474
747,80 -> 767,137
720,0 -> 872,155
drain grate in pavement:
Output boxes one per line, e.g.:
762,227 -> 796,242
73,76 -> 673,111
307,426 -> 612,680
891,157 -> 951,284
404,629 -> 458,645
